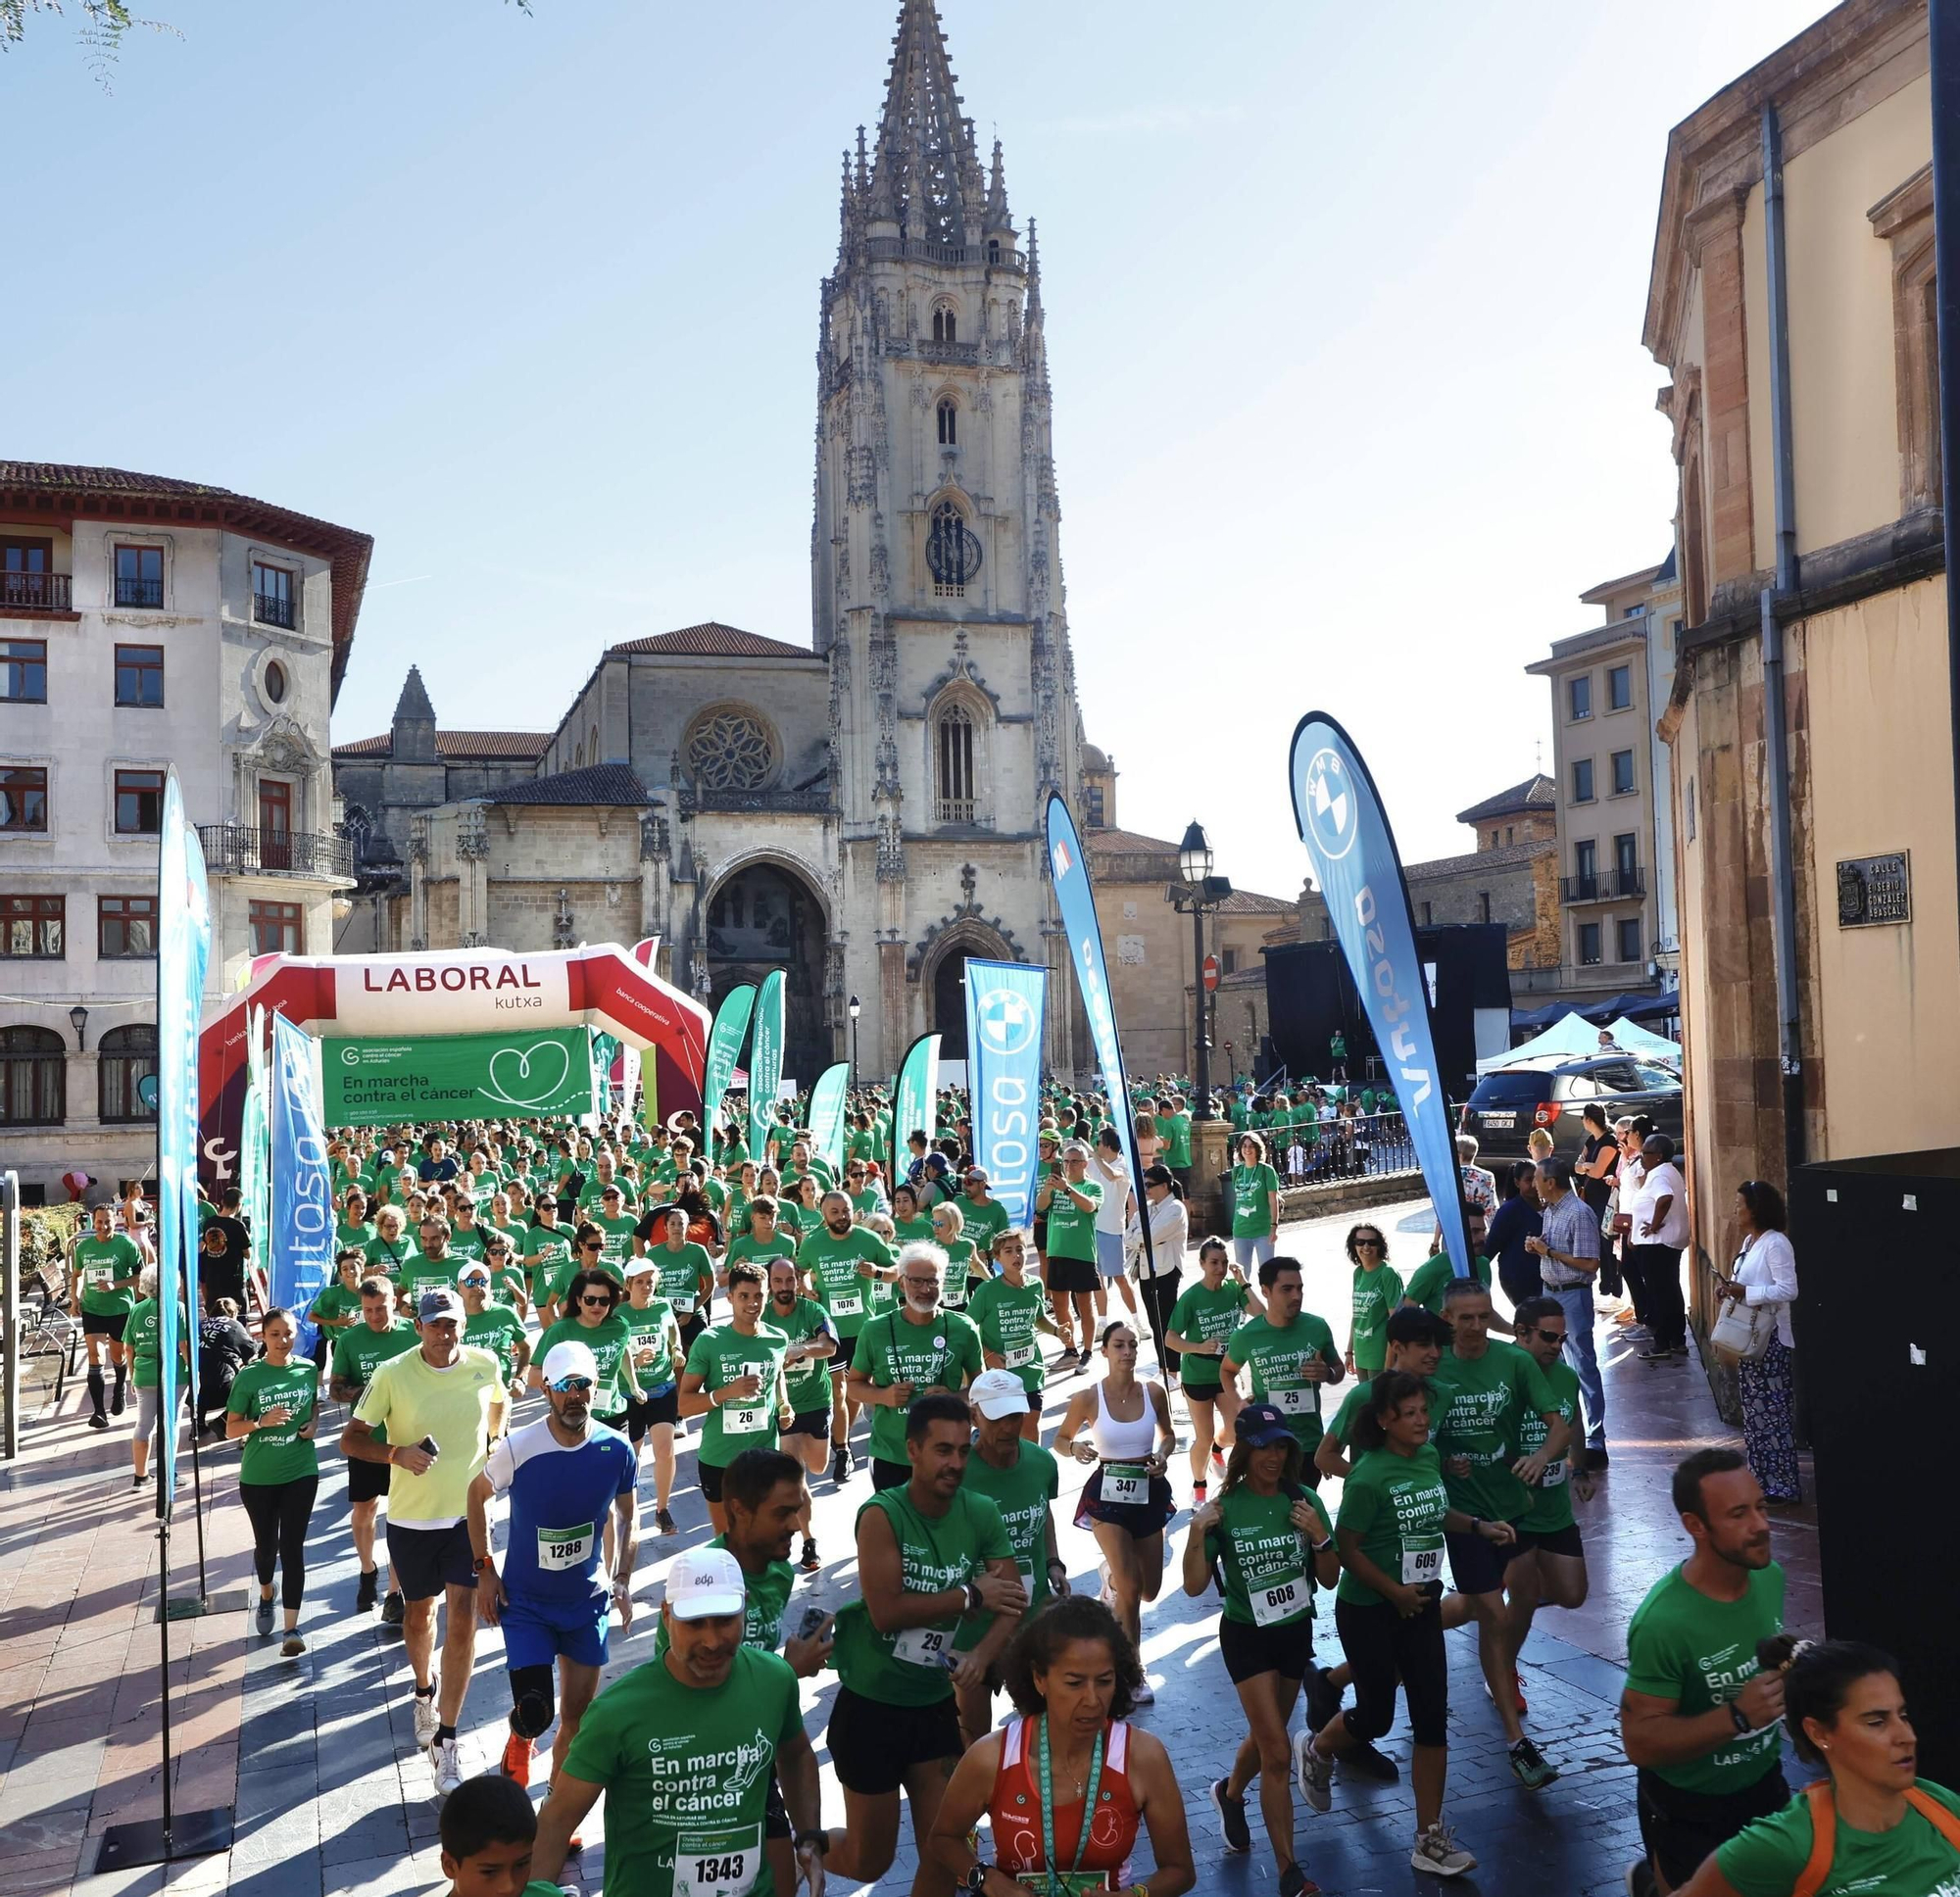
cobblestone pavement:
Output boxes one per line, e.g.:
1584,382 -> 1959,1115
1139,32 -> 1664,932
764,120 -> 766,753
0,1194 -> 1820,1896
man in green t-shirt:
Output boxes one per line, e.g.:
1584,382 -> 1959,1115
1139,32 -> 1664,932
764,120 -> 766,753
326,1279 -> 419,1620
1222,1255 -> 1345,1473
70,1203 -> 144,1427
956,1169 -> 1011,1256
678,1261 -> 792,1535
818,1393 -> 1024,1891
1620,1447 -> 1790,1895
1428,1277 -> 1568,1788
1034,1141 -> 1101,1370
796,1192 -> 897,1484
764,1261 -> 836,1572
532,1544 -> 824,1897
846,1243 -> 985,1489
458,1263 -> 530,1407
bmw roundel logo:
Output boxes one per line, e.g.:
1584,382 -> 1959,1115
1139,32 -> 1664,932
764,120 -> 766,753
1302,748 -> 1357,862
976,987 -> 1038,1056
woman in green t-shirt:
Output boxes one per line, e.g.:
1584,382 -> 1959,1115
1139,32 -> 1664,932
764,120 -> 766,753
530,1268 -> 647,1428
1181,1398 -> 1338,1894
123,1265 -> 189,1490
1685,1641 -> 1960,1897
1164,1237 -> 1256,1501
1229,1134 -> 1283,1272
226,1307 -> 322,1658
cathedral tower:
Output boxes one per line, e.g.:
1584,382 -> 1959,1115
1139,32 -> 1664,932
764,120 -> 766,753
814,0 -> 1085,1072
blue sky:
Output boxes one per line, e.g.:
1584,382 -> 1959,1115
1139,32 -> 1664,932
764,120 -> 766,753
9,0 -> 1830,900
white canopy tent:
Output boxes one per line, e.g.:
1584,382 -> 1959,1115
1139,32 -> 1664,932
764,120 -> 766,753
1477,1009 -> 1682,1073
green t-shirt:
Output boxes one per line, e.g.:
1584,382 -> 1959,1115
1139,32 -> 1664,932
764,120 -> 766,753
1224,1313 -> 1343,1453
1041,1176 -> 1101,1263
590,1212 -> 639,1270
955,1441 -> 1059,1648
329,1319 -> 418,1443
1161,1111 -> 1193,1168
521,1224 -> 574,1303
958,1196 -> 1011,1255
965,1274 -> 1048,1395
1349,1262 -> 1405,1375
1516,1356 -> 1581,1533
936,1236 -> 978,1310
797,1225 -> 894,1341
1426,1339 -> 1558,1523
831,1485 -> 1011,1706
227,1358 -> 320,1485
650,1242 -> 715,1323
1401,1248 -> 1492,1315
684,1322 -> 789,1468
465,1304 -> 527,1385
1326,1374 -> 1437,1452
850,1308 -> 985,1467
1166,1278 -> 1250,1391
621,1296 -> 683,1393
446,1222 -> 488,1263
124,1296 -> 183,1390
764,1295 -> 835,1414
362,1234 -> 414,1283
74,1233 -> 143,1315
1334,1442 -> 1450,1607
1624,1563 -> 1787,1796
653,1533 -> 795,1662
890,1213 -> 936,1247
1229,1163 -> 1281,1239
1717,1780 -> 1960,1896
537,1313 -> 636,1417
335,1219 -> 376,1254
562,1644 -> 802,1897
725,1231 -> 800,1281
309,1281 -> 364,1329
1205,1483 -> 1332,1627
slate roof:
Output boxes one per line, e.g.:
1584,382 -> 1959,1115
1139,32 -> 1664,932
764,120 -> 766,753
478,764 -> 650,807
607,621 -> 815,659
333,730 -> 553,759
1455,775 -> 1556,824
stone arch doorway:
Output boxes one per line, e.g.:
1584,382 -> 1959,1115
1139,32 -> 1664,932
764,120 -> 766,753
921,922 -> 1014,1062
704,859 -> 830,1091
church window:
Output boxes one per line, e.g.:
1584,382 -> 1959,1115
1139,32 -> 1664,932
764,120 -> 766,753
927,501 -> 981,598
987,239 -> 1001,265
932,305 -> 956,344
936,703 -> 975,823
937,398 -> 957,446
685,707 -> 776,792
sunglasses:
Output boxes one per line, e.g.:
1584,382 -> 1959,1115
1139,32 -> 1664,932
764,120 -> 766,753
580,1240 -> 604,1251
550,1375 -> 594,1394
1354,1238 -> 1384,1248
1532,1327 -> 1568,1344
578,1293 -> 613,1309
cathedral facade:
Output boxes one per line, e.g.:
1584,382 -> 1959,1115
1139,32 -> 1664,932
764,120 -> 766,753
334,0 -> 1094,1085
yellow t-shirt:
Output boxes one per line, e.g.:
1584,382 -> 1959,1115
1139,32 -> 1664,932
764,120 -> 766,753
354,1345 -> 504,1528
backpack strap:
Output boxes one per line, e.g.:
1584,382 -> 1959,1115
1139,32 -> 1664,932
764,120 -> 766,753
1791,1780 -> 1836,1897
1904,1786 -> 1960,1855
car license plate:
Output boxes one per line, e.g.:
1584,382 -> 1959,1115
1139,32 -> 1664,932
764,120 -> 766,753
1480,1113 -> 1517,1128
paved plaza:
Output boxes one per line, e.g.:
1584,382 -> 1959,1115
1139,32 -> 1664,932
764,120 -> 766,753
0,1195 -> 1821,1897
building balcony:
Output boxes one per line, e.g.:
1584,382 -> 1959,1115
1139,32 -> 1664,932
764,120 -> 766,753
1,571 -> 72,613
114,576 -> 165,608
916,339 -> 982,366
1560,867 -> 1646,904
196,824 -> 354,883
253,591 -> 297,630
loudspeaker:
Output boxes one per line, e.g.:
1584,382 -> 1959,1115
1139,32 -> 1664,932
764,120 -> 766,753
1790,1147 -> 1960,1784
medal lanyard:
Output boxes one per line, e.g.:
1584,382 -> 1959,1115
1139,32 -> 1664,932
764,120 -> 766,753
1036,1712 -> 1104,1894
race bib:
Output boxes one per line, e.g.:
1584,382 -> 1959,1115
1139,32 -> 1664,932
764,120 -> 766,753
1270,1386 -> 1313,1416
1400,1534 -> 1445,1587
1102,1463 -> 1148,1507
893,1625 -> 953,1669
722,1400 -> 770,1435
1542,1459 -> 1569,1488
830,1289 -> 864,1317
1004,1339 -> 1036,1369
1250,1571 -> 1308,1628
537,1523 -> 595,1572
1017,1876 -> 1104,1896
672,1823 -> 761,1897
86,1265 -> 116,1291
670,1293 -> 696,1316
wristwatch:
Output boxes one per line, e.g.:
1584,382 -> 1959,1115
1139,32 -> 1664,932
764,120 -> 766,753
961,1867 -> 989,1894
472,1553 -> 495,1576
1730,1701 -> 1752,1734
964,1579 -> 985,1614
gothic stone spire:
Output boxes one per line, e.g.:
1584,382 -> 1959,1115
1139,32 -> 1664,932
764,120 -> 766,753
869,0 -> 978,244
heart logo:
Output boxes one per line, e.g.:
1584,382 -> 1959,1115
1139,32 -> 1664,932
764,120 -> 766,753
484,1040 -> 573,1110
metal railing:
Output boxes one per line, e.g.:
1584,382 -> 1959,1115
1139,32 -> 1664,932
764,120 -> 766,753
253,591 -> 296,630
917,339 -> 982,365
195,824 -> 354,880
1561,867 -> 1646,903
866,235 -> 1024,269
115,576 -> 165,608
1268,1109 -> 1420,1186
1,572 -> 70,611
936,797 -> 977,825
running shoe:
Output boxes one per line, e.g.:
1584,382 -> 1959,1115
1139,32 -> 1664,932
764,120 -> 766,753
1341,1740 -> 1399,1783
1054,1347 -> 1080,1373
1411,1823 -> 1477,1876
1210,1778 -> 1252,1855
1210,1444 -> 1226,1470
830,1445 -> 852,1485
1192,1481 -> 1207,1505
111,1381 -> 127,1417
280,1632 -> 307,1658
413,1691 -> 440,1748
656,1508 -> 677,1537
255,1597 -> 274,1636
356,1568 -> 378,1613
131,1472 -> 145,1489
501,1730 -> 533,1785
1304,1665 -> 1341,1734
381,1589 -> 407,1628
1277,1865 -> 1320,1897
800,1537 -> 819,1574
1292,1729 -> 1332,1814
1509,1738 -> 1557,1789
88,1412 -> 109,1431
430,1736 -> 464,1797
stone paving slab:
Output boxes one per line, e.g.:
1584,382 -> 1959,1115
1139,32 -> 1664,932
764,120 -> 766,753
3,1194 -> 1817,1896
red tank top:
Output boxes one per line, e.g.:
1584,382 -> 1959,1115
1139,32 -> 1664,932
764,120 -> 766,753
987,1716 -> 1140,1888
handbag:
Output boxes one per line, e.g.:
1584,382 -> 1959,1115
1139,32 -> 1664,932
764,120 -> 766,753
1709,1251 -> 1780,1365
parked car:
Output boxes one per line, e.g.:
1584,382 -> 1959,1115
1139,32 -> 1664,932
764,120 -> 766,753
1457,1054 -> 1683,1169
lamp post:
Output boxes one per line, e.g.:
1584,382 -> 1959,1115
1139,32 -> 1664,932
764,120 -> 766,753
69,1004 -> 88,1051
848,994 -> 861,1078
1169,821 -> 1232,1119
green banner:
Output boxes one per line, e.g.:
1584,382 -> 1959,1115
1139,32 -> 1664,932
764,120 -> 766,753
748,969 -> 786,1160
703,985 -> 756,1144
321,1027 -> 597,1127
892,1031 -> 941,1187
808,1061 -> 850,1174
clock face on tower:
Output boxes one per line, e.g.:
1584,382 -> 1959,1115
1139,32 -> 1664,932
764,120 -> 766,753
927,503 -> 983,588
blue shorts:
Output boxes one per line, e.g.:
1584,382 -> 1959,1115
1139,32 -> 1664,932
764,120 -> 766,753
501,1591 -> 610,1672
1094,1229 -> 1127,1278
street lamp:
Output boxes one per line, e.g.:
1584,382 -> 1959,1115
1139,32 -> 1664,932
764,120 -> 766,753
1168,821 -> 1232,1118
69,1004 -> 88,1050
848,994 -> 861,1078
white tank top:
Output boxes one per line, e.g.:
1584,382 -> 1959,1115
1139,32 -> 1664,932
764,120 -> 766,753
1091,1379 -> 1157,1462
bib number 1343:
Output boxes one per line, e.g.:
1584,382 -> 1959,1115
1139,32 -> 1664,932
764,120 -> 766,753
673,1823 -> 760,1897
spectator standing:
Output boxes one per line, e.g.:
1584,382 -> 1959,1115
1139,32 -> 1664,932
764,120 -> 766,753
1632,1137 -> 1691,1362
1714,1180 -> 1801,1505
1526,1157 -> 1607,1468
1133,1165 -> 1187,1386
1486,1162 -> 1544,1313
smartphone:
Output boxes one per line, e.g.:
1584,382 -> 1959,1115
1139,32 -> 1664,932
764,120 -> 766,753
416,1435 -> 441,1463
797,1607 -> 829,1641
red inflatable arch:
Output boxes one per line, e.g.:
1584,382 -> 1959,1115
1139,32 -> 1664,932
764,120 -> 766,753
198,944 -> 710,1190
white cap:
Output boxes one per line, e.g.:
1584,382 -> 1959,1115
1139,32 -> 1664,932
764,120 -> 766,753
969,1367 -> 1030,1420
455,1261 -> 491,1286
539,1339 -> 600,1386
623,1255 -> 658,1278
665,1545 -> 746,1621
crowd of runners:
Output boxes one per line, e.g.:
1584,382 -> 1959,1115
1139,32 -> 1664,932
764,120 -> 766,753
59,1077 -> 1956,1897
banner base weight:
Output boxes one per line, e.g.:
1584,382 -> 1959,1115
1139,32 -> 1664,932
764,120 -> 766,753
96,1807 -> 233,1871
154,1588 -> 249,1624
